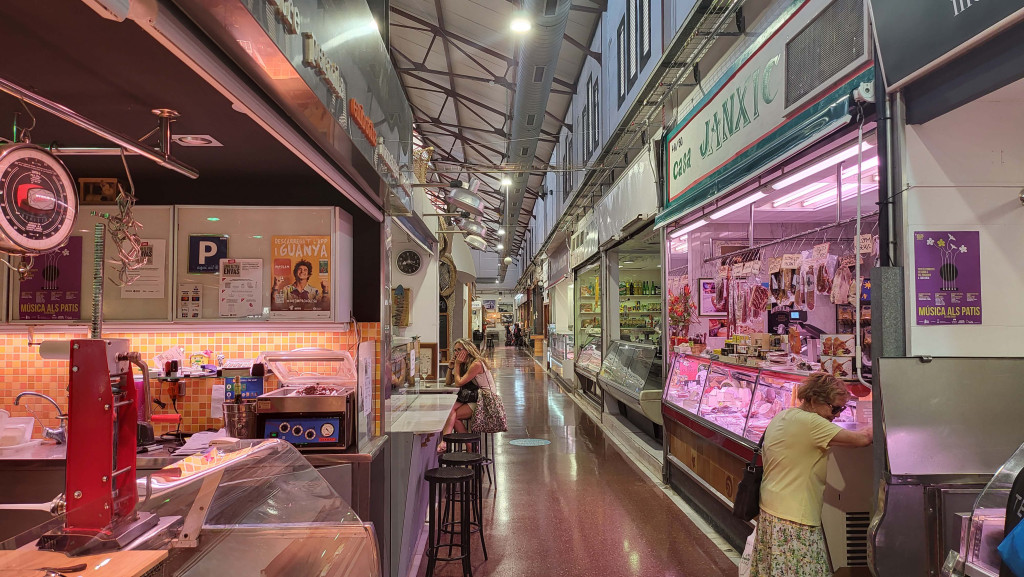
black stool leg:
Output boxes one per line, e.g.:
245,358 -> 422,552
461,477 -> 473,577
425,480 -> 438,577
483,434 -> 494,487
443,481 -> 456,556
474,462 -> 488,560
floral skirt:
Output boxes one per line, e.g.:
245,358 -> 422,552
749,511 -> 832,577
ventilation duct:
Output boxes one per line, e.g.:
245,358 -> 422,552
500,0 -> 572,275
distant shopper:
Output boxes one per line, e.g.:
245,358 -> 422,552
437,339 -> 488,453
513,323 -> 523,347
749,373 -> 872,577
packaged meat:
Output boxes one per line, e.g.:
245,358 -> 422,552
831,265 -> 853,305
804,267 -> 816,310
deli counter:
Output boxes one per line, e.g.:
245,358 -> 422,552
597,341 -> 663,431
662,353 -> 873,569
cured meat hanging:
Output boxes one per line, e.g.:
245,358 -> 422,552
749,284 -> 770,320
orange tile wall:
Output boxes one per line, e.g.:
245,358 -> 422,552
0,323 -> 382,436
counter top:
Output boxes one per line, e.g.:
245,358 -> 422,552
386,393 -> 458,434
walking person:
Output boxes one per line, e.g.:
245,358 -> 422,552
748,373 -> 872,577
436,338 -> 488,454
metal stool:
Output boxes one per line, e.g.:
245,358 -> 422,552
439,452 -> 488,560
480,432 -> 496,489
444,432 -> 481,454
424,467 -> 474,577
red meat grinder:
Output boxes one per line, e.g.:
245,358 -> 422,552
33,338 -> 159,553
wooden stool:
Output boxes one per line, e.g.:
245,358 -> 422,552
444,432 -> 481,454
424,467 -> 474,577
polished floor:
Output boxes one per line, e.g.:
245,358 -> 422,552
417,346 -> 738,577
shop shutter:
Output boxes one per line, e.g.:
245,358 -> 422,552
785,0 -> 865,109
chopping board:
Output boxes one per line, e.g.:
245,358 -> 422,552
0,549 -> 167,576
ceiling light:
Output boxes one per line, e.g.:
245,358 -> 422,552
500,177 -> 512,186
504,257 -> 513,265
622,260 -> 634,264
497,243 -> 504,250
669,219 -> 708,239
802,183 -> 879,208
460,219 -> 486,236
173,135 -> 222,147
497,228 -> 506,236
709,192 -> 767,220
510,18 -> 532,33
465,234 -> 488,249
771,142 -> 872,190
772,181 -> 832,208
841,156 -> 880,179
446,187 -> 485,217
207,217 -> 220,221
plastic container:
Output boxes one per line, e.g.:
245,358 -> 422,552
0,417 -> 35,447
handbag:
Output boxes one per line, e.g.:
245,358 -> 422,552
456,382 -> 479,404
998,517 -> 1024,577
732,434 -> 765,522
470,368 -> 508,433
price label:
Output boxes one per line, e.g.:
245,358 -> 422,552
732,263 -> 745,277
859,234 -> 874,254
812,243 -> 831,263
718,265 -> 729,278
782,254 -> 801,269
743,260 -> 760,276
769,258 -> 783,273
839,255 -> 857,268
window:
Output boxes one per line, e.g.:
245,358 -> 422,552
582,74 -> 599,159
562,138 -> 572,202
581,99 -> 589,159
627,0 -> 637,83
617,20 -> 626,105
640,0 -> 652,66
591,77 -> 600,152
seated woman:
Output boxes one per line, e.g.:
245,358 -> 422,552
436,338 -> 489,454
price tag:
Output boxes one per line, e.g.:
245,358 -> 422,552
839,255 -> 857,268
743,260 -> 760,276
732,263 -> 745,277
769,258 -> 783,274
718,265 -> 729,278
812,243 -> 830,263
859,234 -> 874,254
782,254 -> 801,269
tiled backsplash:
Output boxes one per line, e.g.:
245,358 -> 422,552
0,323 -> 381,437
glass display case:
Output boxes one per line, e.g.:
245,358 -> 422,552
549,332 -> 574,363
663,354 -> 711,414
598,341 -> 659,400
1,440 -> 381,576
663,354 -> 866,447
575,336 -> 603,378
944,441 -> 1024,577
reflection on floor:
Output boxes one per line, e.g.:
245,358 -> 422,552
414,346 -> 739,577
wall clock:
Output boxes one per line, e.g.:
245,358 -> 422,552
396,249 -> 422,275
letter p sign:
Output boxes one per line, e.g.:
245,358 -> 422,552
189,235 -> 228,273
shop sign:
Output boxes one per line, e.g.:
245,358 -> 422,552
349,99 -> 378,147
483,299 -> 496,311
870,0 -> 1024,90
913,230 -> 982,325
547,244 -> 570,286
188,235 -> 228,274
667,45 -> 786,205
376,137 -> 399,180
301,32 -> 346,100
660,0 -> 871,227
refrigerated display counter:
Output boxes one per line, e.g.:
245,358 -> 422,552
598,341 -> 663,426
574,336 -> 602,381
662,353 -> 872,566
0,439 -> 381,576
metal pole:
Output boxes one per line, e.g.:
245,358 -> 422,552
91,224 -> 105,339
836,162 -> 844,223
0,76 -> 199,179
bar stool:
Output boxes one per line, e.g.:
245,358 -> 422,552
479,432 -> 496,489
444,431 -> 481,454
424,467 -> 474,577
439,452 -> 487,560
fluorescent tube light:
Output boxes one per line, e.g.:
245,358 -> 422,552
771,142 -> 872,190
840,156 -> 879,179
772,181 -> 831,208
803,184 -> 879,208
709,192 -> 767,220
669,219 -> 708,239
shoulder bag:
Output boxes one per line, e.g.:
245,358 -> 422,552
732,434 -> 765,522
470,367 -> 508,433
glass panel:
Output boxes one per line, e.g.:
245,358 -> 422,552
743,369 -> 799,441
664,354 -> 710,413
697,362 -> 758,436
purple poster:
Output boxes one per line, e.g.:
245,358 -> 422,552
914,231 -> 981,325
18,236 -> 83,320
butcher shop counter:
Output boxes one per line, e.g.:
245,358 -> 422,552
661,353 -> 873,559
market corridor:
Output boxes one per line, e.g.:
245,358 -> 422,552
417,347 -> 738,577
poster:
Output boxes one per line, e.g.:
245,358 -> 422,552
188,235 -> 228,273
178,283 -> 203,319
708,318 -> 729,338
219,259 -> 263,318
270,236 -> 332,319
483,299 -> 496,311
18,236 -> 82,320
121,239 -> 166,299
914,231 -> 982,325
698,278 -> 726,317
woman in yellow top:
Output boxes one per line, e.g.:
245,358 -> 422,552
749,373 -> 872,577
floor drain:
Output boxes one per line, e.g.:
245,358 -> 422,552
508,438 -> 551,447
